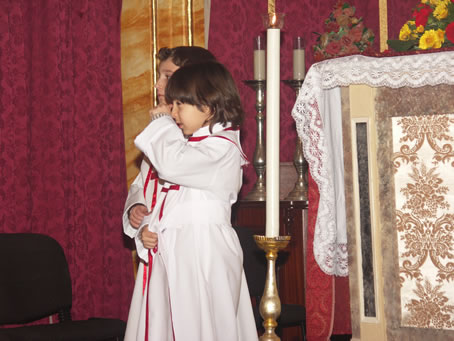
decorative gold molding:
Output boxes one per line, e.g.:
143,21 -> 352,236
187,0 -> 194,46
379,0 -> 388,52
152,0 -> 158,106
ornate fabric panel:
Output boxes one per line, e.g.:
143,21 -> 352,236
392,114 -> 454,330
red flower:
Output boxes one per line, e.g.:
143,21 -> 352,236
343,7 -> 355,17
341,35 -> 353,47
350,26 -> 363,42
326,21 -> 340,32
344,44 -> 360,54
415,9 -> 431,27
413,3 -> 431,12
314,50 -> 325,62
446,22 -> 454,43
334,8 -> 343,18
326,41 -> 342,55
334,0 -> 344,10
412,4 -> 432,27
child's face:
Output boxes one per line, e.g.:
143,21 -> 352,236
170,101 -> 212,136
155,59 -> 179,104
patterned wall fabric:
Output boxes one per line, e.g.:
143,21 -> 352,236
393,114 -> 454,330
0,0 -> 133,321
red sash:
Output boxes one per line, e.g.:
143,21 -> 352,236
143,167 -> 159,341
144,176 -> 179,341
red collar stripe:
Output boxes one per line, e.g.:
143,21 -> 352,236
188,126 -> 239,142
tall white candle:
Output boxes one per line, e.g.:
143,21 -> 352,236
293,36 -> 305,80
266,27 -> 280,238
253,36 -> 266,80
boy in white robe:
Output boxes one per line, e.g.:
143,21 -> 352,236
124,61 -> 258,341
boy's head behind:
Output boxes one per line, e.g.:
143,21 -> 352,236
155,46 -> 217,104
158,46 -> 216,67
165,61 -> 244,132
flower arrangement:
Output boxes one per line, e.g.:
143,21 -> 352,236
388,0 -> 454,51
313,1 -> 375,62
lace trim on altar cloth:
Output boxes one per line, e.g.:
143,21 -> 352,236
292,51 -> 454,276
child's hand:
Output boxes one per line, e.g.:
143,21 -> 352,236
141,227 -> 158,249
129,204 -> 149,228
149,103 -> 172,119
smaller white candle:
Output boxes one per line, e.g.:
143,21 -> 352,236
253,36 -> 266,80
293,36 -> 305,80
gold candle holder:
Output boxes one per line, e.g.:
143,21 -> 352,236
254,235 -> 291,341
283,79 -> 307,201
244,80 -> 266,201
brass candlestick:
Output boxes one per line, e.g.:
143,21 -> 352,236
244,80 -> 266,201
283,79 -> 307,201
254,235 -> 291,341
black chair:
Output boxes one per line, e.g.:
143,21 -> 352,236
233,226 -> 307,340
0,233 -> 126,341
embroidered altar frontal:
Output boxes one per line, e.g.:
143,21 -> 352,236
392,113 -> 454,330
376,84 -> 454,340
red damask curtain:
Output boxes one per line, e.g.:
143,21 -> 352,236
0,0 -> 133,320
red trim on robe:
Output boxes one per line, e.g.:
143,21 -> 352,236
145,183 -> 180,341
188,127 -> 248,162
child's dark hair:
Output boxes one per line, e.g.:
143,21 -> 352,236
157,46 -> 216,67
165,62 -> 244,131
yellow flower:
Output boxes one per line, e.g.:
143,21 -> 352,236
433,3 -> 448,19
399,23 -> 412,41
436,28 -> 445,45
416,25 -> 425,33
421,0 -> 428,3
419,29 -> 442,49
429,0 -> 440,5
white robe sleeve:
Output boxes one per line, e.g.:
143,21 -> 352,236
122,158 -> 150,238
134,116 -> 240,191
134,214 -> 158,262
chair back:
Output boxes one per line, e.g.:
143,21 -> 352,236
0,233 -> 72,324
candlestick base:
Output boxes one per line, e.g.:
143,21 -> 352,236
244,80 -> 266,201
284,137 -> 308,201
253,235 -> 291,341
283,79 -> 307,201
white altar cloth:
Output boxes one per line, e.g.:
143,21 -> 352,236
291,51 -> 454,276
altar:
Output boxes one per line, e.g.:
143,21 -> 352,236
293,50 -> 454,341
